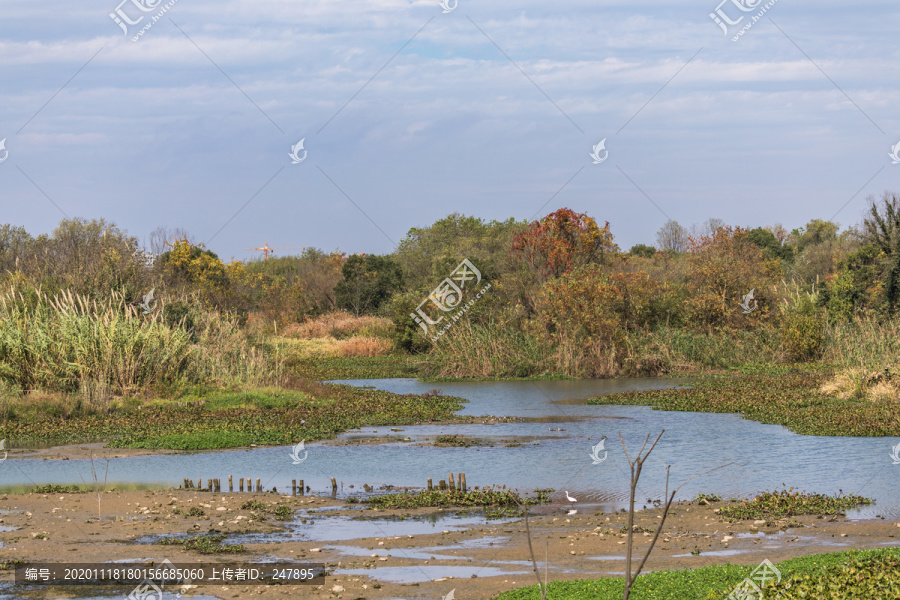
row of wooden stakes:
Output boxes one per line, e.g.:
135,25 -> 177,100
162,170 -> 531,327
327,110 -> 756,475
181,474 -> 468,495
184,475 -> 320,496
181,476 -> 321,495
427,472 -> 467,493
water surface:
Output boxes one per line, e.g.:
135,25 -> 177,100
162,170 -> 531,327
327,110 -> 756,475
1,377 -> 897,519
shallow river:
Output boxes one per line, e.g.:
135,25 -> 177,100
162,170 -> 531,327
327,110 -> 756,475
2,377 -> 898,518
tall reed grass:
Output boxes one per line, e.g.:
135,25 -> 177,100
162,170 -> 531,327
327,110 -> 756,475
425,320 -> 554,378
0,287 -> 278,412
822,317 -> 900,370
425,320 -> 786,378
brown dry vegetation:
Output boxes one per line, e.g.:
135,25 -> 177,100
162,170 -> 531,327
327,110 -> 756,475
819,367 -> 900,402
277,311 -> 395,359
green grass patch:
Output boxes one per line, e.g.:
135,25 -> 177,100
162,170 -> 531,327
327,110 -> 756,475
434,434 -> 489,447
364,486 -> 532,509
32,484 -> 85,494
695,492 -> 722,503
0,383 -> 466,450
494,548 -> 900,600
286,355 -> 420,380
718,488 -> 872,523
157,532 -> 244,554
589,369 -> 900,436
0,559 -> 26,571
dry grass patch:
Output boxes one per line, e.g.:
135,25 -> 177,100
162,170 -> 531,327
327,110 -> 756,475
337,336 -> 393,357
282,311 -> 392,340
819,367 -> 900,402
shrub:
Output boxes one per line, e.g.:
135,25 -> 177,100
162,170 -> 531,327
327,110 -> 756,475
779,290 -> 825,362
685,227 -> 780,330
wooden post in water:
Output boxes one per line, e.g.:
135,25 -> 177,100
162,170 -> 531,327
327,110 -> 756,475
439,480 -> 447,490
256,478 -> 261,493
239,478 -> 244,492
207,479 -> 212,492
197,478 -> 201,490
183,478 -> 190,489
460,473 -> 466,493
330,477 -> 337,495
292,480 -> 297,496
448,473 -> 455,492
427,478 -> 433,491
299,480 -> 304,496
228,475 -> 233,492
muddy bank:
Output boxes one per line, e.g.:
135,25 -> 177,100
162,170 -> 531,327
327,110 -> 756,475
1,488 -> 898,599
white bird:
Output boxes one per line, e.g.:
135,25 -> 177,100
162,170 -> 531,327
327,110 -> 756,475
565,491 -> 577,503
0,439 -> 6,461
567,509 -> 578,516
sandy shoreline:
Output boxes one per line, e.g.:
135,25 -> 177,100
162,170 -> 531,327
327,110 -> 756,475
1,487 -> 897,600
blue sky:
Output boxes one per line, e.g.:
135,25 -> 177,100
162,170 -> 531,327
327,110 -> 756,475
1,0 -> 899,261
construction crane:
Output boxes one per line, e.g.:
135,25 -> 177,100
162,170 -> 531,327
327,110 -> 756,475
245,243 -> 307,260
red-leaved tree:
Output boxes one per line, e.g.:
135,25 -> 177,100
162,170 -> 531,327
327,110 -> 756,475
511,208 -> 619,280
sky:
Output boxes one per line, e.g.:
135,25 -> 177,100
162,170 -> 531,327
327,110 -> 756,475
1,0 -> 899,261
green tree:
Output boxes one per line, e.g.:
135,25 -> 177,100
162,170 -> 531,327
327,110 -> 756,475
787,219 -> 859,284
862,191 -> 900,313
793,219 -> 839,252
863,191 -> 900,255
30,218 -> 147,299
628,244 -> 656,258
0,224 -> 33,273
747,227 -> 792,261
335,254 -> 403,316
393,213 -> 525,294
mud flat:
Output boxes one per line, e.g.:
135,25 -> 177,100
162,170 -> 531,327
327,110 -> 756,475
1,488 -> 898,599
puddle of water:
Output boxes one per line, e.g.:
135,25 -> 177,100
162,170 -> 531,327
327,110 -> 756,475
334,565 -> 530,584
737,531 -> 784,539
452,535 -> 510,549
587,555 -> 626,560
673,549 -> 750,558
222,511 -> 511,544
0,526 -> 19,532
326,544 -> 463,561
